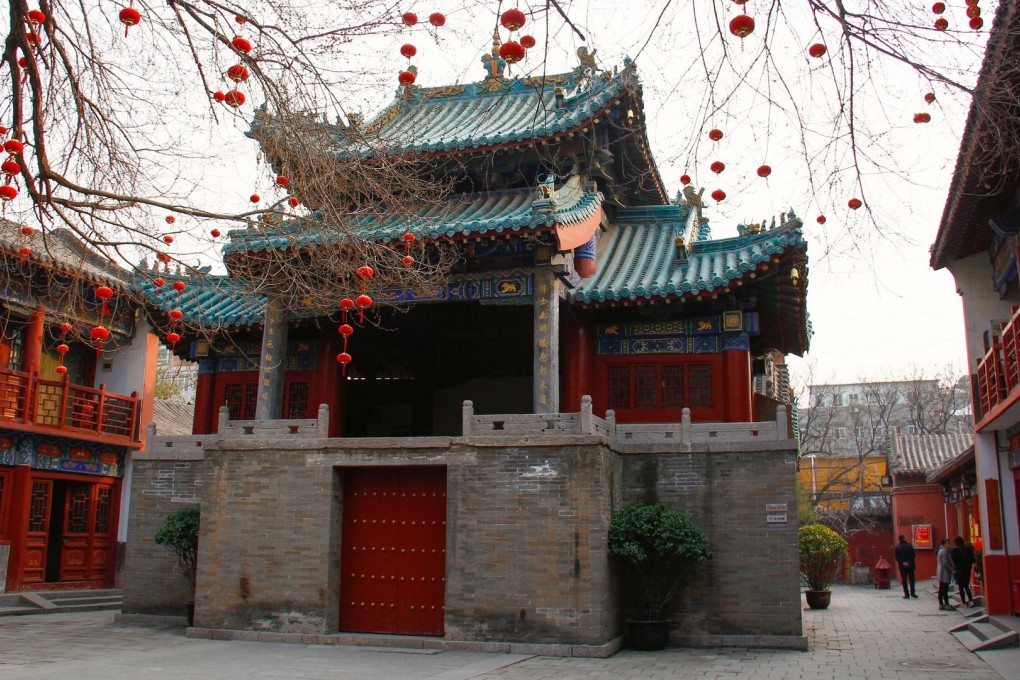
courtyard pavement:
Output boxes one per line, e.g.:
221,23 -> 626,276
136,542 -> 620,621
0,584 -> 1017,680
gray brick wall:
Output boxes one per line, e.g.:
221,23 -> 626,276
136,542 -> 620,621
121,437 -> 800,646
619,449 -> 801,640
120,455 -> 206,616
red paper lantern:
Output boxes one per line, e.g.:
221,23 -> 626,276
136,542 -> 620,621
357,265 -> 375,279
402,255 -> 414,267
232,36 -> 252,54
935,18 -> 948,30
710,161 -> 725,174
20,225 -> 33,236
169,309 -> 183,321
848,198 -> 862,210
119,7 -> 141,28
163,235 -> 174,244
355,294 -> 372,322
153,277 -> 165,287
757,164 -> 772,178
970,16 -> 983,29
165,215 -> 175,224
817,215 -> 826,224
157,253 -> 171,263
402,12 -> 418,26
55,365 -> 67,375
57,343 -> 69,354
24,32 -> 40,46
499,41 -> 526,64
0,185 -> 17,201
340,298 -> 355,311
966,0 -> 979,5
520,35 -> 536,49
400,43 -> 417,59
235,15 -> 246,24
211,229 -> 221,238
17,57 -> 27,68
429,12 -> 445,27
0,126 -> 7,134
276,175 -> 289,186
932,2 -> 945,13
17,246 -> 30,257
967,5 -> 981,18
27,9 -> 46,24
172,281 -> 186,293
711,189 -> 726,202
250,193 -> 260,203
708,129 -> 724,141
925,92 -> 936,104
166,332 -> 181,345
288,197 -> 299,207
4,139 -> 24,155
680,174 -> 691,185
90,326 -> 110,341
224,90 -> 246,108
226,64 -> 249,82
913,112 -> 932,123
808,43 -> 826,58
338,324 -> 354,337
336,352 -> 352,364
398,70 -> 416,86
95,286 -> 114,312
501,8 -> 526,31
214,91 -> 226,102
729,14 -> 755,38
402,232 -> 416,243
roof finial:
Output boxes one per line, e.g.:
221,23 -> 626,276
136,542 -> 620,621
481,28 -> 506,80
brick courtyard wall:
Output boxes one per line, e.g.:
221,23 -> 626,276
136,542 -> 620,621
619,445 -> 802,645
120,448 -> 205,616
445,439 -> 617,645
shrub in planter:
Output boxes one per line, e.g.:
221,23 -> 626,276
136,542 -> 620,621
154,506 -> 200,594
798,523 -> 847,601
608,503 -> 713,628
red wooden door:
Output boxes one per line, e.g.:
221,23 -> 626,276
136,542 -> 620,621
59,482 -> 115,582
339,467 -> 447,636
22,480 -> 52,584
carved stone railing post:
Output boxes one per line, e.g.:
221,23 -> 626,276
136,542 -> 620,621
776,405 -> 788,440
580,395 -> 593,434
217,405 -> 230,435
681,407 -> 692,445
462,400 -> 474,436
317,403 -> 330,438
605,408 -> 616,442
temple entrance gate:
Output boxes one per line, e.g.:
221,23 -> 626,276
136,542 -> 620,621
338,466 -> 447,636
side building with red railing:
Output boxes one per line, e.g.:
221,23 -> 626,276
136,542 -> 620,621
0,224 -> 157,592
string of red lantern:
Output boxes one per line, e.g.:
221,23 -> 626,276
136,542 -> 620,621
402,231 -> 416,267
56,322 -> 72,373
499,8 -> 527,67
119,2 -> 141,38
1,136 -> 23,212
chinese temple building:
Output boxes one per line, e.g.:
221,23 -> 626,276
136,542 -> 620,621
121,47 -> 812,651
0,226 -> 156,592
930,0 -> 1020,617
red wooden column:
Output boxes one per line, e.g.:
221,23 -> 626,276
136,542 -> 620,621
722,334 -> 752,422
561,315 -> 594,413
4,465 -> 33,592
317,333 -> 343,436
192,369 -> 217,435
20,307 -> 45,374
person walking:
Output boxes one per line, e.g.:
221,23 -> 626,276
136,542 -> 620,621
936,538 -> 956,610
894,535 -> 917,599
951,536 -> 976,607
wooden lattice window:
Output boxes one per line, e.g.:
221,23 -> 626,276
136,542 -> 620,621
600,356 -> 722,422
28,482 -> 50,533
95,486 -> 112,535
66,484 -> 90,534
223,382 -> 258,420
688,364 -> 714,409
285,381 -> 309,419
607,366 -> 631,409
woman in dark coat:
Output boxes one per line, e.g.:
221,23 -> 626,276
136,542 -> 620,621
951,536 -> 976,607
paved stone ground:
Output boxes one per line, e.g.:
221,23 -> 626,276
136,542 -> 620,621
0,585 -> 1012,680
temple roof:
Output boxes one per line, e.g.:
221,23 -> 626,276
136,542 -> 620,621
886,429 -> 973,475
136,273 -> 266,330
0,223 -> 132,288
355,63 -> 639,155
223,175 -> 603,255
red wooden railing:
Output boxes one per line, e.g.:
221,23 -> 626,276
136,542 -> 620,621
0,367 -> 140,445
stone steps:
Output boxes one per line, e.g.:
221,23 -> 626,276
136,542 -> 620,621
0,589 -> 122,616
949,614 -> 1020,652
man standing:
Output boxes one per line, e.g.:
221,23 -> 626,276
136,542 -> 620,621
895,535 -> 918,598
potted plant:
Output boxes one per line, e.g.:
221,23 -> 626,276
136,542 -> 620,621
798,523 -> 847,610
608,503 -> 713,650
154,506 -> 200,624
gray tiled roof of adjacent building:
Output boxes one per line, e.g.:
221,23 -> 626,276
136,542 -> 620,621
886,429 -> 973,474
150,399 -> 195,436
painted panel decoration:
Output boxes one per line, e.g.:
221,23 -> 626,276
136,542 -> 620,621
0,434 -> 123,477
214,340 -> 318,373
596,319 -> 751,356
376,270 -> 534,304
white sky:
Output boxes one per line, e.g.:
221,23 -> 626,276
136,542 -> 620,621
101,1 -> 984,386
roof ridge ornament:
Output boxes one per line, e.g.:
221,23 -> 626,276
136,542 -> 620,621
480,29 -> 507,86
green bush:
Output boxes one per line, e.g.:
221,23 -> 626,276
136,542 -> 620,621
798,523 -> 847,591
608,503 -> 713,620
154,506 -> 200,593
